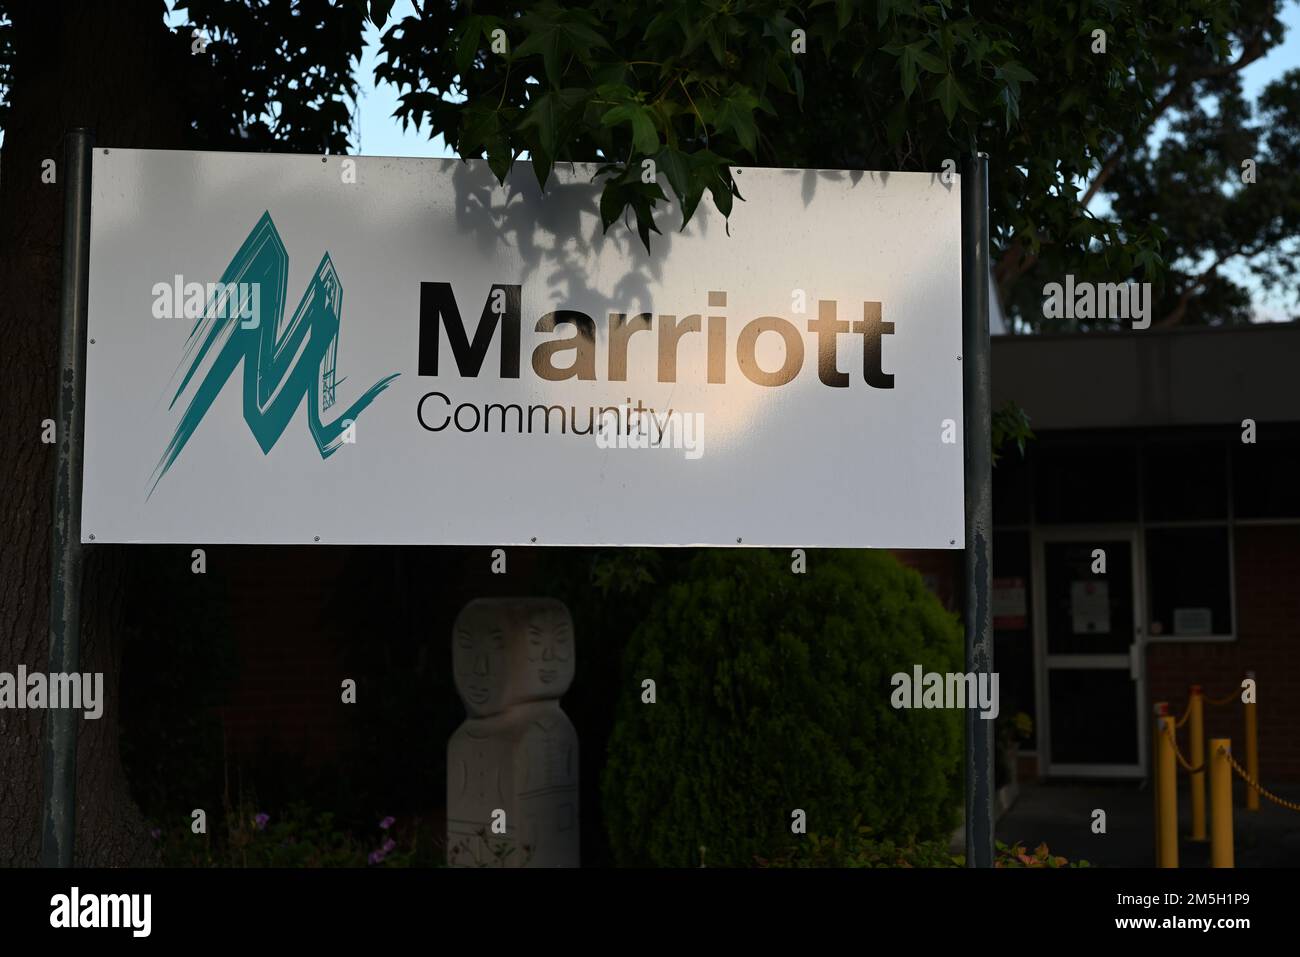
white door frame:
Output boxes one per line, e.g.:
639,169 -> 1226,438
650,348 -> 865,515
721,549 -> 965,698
1031,526 -> 1147,778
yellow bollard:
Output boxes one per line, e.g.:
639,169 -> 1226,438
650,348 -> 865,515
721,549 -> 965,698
1157,714 -> 1178,868
1152,702 -> 1168,866
1190,686 -> 1206,840
1210,738 -> 1234,867
1244,671 -> 1259,812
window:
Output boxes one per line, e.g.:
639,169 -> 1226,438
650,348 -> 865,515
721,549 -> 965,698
1233,429 -> 1300,519
1143,440 -> 1227,521
1144,527 -> 1233,637
1034,441 -> 1138,524
1043,540 -> 1136,655
993,447 -> 1032,525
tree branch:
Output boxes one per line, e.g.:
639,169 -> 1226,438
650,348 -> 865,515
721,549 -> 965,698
1079,32 -> 1269,212
1156,238 -> 1270,327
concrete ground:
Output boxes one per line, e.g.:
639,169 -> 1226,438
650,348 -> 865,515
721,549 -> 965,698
993,779 -> 1300,867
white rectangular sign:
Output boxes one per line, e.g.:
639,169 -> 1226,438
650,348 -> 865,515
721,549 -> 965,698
82,148 -> 964,547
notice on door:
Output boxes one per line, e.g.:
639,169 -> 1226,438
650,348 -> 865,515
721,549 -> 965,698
1070,580 -> 1110,634
993,577 -> 1027,629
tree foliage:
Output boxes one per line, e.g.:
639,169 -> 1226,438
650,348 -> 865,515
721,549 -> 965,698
178,0 -> 364,153
363,0 -> 1287,326
1093,69 -> 1300,328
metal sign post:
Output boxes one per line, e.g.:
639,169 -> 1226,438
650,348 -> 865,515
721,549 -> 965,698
962,151 -> 995,868
42,127 -> 94,867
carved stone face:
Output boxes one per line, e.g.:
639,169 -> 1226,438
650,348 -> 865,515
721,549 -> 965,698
452,601 -> 510,717
518,600 -> 574,700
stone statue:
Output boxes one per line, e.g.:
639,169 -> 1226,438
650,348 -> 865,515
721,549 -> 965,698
447,598 -> 578,867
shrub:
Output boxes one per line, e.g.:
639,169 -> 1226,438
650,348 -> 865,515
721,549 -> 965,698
994,840 -> 1090,868
153,797 -> 446,868
601,549 -> 964,867
755,827 -> 1090,868
755,818 -> 962,868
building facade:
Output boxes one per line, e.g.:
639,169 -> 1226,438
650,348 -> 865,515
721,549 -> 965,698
984,323 -> 1300,783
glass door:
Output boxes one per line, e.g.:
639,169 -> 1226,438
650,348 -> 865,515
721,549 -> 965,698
1032,530 -> 1145,777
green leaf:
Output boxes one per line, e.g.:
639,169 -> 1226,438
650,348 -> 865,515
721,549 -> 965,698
765,56 -> 793,95
705,165 -> 736,218
454,16 -> 486,76
515,11 -> 612,89
704,25 -> 726,67
679,166 -> 709,227
930,72 -> 970,124
656,146 -> 692,207
997,86 -> 1019,130
1057,88 -> 1087,114
671,150 -> 735,230
529,148 -> 553,192
912,44 -> 946,74
601,104 -> 659,156
459,104 -> 513,184
590,62 -> 628,88
519,88 -> 588,159
711,88 -> 760,154
631,113 -> 659,156
487,146 -> 513,184
1134,247 -> 1163,277
900,47 -> 919,99
890,42 -> 942,99
630,186 -> 667,252
599,180 -> 627,232
876,0 -> 904,28
598,178 -> 667,253
458,104 -> 501,156
997,61 -> 1037,83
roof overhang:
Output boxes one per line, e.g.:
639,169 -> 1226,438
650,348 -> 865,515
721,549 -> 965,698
991,323 -> 1300,430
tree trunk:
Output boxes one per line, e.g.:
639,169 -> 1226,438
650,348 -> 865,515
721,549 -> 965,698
0,0 -> 193,867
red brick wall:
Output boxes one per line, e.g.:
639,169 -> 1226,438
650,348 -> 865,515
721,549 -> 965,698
891,549 -> 960,613
217,549 -> 353,766
213,547 -> 526,766
1146,524 -> 1300,783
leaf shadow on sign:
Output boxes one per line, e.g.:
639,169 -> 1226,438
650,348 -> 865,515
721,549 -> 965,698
781,166 -> 955,211
449,160 -> 693,346
785,167 -> 873,210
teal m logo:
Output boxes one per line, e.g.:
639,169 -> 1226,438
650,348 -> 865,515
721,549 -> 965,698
150,212 -> 399,495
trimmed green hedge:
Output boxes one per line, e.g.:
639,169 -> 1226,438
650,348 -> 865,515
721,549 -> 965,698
601,549 -> 963,867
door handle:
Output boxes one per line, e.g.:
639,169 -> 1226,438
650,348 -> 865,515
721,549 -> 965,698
1128,642 -> 1141,680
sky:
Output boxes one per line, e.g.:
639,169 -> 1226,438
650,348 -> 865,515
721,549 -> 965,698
353,0 -> 454,159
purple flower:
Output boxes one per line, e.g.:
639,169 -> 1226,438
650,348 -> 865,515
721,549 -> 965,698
368,849 -> 387,865
379,816 -> 395,830
150,828 -> 161,840
253,813 -> 269,831
382,838 -> 396,854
